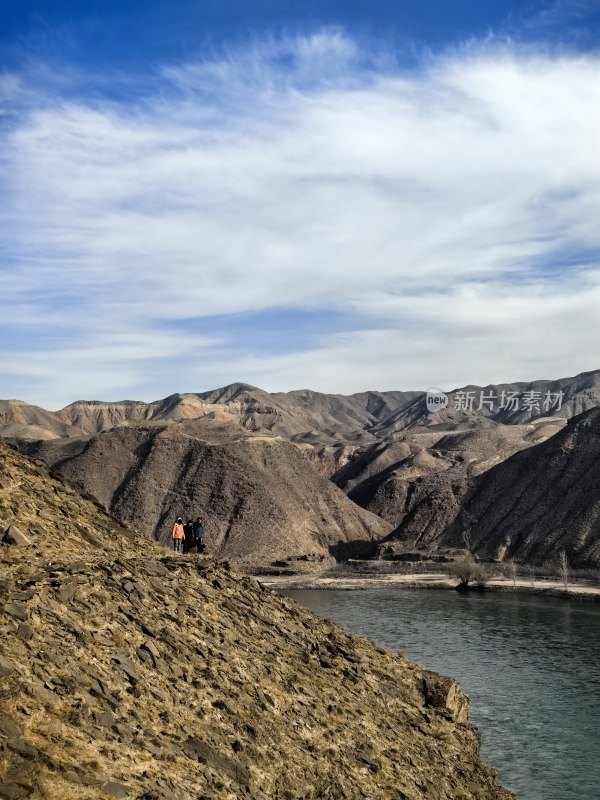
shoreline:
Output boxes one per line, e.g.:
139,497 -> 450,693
255,571 -> 600,602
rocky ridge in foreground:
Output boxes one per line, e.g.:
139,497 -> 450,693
0,443 -> 512,799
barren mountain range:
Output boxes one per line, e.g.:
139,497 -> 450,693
335,419 -> 566,555
3,368 -> 600,569
439,408 -> 600,568
0,442 -> 513,799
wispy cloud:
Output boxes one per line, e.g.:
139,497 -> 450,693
525,0 -> 598,29
510,0 -> 600,45
1,32 -> 600,405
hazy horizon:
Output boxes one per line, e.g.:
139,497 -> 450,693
1,364 -> 597,413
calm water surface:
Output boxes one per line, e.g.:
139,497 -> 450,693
281,588 -> 600,800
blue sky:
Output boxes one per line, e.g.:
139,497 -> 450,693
0,1 -> 561,65
1,1 -> 600,407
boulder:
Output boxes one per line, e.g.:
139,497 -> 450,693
6,738 -> 38,760
102,782 -> 130,799
4,603 -> 28,622
0,659 -> 14,678
0,783 -> 31,800
97,710 -> 114,728
2,525 -> 32,547
0,715 -> 20,738
182,737 -> 251,786
57,580 -> 77,604
423,670 -> 469,724
16,623 -> 33,641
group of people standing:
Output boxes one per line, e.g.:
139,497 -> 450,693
171,517 -> 205,554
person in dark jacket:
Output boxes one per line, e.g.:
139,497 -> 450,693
183,519 -> 194,554
193,518 -> 205,553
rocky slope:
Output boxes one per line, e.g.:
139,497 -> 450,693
20,420 -> 392,567
440,408 -> 600,568
0,401 -> 82,442
0,442 -> 512,799
331,421 -> 566,554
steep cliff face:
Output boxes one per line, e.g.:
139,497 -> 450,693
0,443 -> 513,800
441,408 -> 600,567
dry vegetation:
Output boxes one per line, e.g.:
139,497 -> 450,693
0,443 -> 513,799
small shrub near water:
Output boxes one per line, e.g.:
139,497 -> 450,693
448,554 -> 490,590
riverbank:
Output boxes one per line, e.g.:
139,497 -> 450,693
276,579 -> 600,800
256,570 -> 600,601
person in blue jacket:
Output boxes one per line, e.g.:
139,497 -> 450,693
193,518 -> 205,553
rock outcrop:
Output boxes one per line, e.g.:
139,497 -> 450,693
0,442 -> 513,799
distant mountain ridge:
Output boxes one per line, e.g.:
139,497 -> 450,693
370,370 -> 600,434
3,368 -> 600,445
53,384 -> 422,444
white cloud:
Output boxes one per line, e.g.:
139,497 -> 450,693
1,33 -> 600,404
199,272 -> 600,393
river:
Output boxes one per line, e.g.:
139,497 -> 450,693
281,587 -> 600,800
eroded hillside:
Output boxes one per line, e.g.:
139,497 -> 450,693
0,443 -> 513,799
441,408 -> 600,568
2,370 -> 597,570
22,423 -> 391,567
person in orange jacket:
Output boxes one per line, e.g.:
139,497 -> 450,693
171,517 -> 185,552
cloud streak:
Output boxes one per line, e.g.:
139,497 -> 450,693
1,32 -> 600,405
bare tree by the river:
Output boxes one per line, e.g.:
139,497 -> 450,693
558,550 -> 570,592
